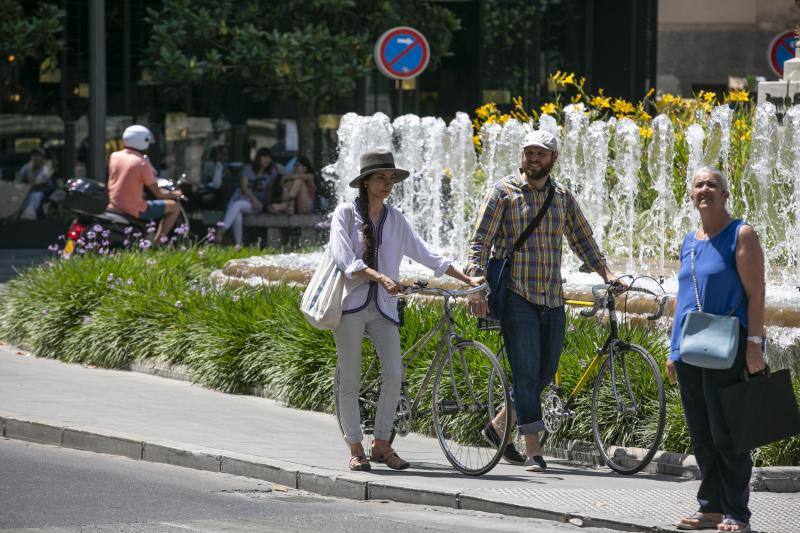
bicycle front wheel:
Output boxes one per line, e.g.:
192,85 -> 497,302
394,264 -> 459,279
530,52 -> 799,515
591,343 -> 665,475
432,340 -> 511,476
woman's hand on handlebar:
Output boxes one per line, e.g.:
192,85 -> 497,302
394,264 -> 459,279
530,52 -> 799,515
466,275 -> 485,288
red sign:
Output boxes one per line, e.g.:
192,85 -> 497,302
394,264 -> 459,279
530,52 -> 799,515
374,27 -> 430,80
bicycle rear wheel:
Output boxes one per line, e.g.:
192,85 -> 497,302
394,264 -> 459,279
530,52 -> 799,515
591,343 -> 665,475
432,340 -> 511,476
333,357 -> 395,457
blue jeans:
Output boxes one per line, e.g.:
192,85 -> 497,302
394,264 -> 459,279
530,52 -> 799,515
501,290 -> 566,435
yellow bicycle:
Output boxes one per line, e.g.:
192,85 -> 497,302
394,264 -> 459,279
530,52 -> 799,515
487,279 -> 669,475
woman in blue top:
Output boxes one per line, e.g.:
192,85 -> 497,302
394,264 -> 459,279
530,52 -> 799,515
220,147 -> 281,245
669,167 -> 765,533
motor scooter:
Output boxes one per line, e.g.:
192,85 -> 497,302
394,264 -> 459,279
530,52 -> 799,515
62,176 -> 188,255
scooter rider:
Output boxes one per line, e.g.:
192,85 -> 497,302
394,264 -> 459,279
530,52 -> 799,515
107,125 -> 182,245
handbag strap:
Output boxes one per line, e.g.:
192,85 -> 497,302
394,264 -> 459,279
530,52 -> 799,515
510,184 -> 555,255
690,242 -> 744,315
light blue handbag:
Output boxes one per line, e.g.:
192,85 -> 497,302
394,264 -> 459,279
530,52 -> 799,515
679,245 -> 743,369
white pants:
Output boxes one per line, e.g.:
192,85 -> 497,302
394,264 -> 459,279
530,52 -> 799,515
222,199 -> 257,244
334,302 -> 402,444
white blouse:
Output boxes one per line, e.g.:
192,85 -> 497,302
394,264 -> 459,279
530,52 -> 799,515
329,201 -> 452,324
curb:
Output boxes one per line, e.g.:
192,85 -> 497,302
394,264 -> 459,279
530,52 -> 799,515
0,413 -> 680,533
128,358 -> 800,493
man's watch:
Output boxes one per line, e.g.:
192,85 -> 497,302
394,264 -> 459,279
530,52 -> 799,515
746,336 -> 763,345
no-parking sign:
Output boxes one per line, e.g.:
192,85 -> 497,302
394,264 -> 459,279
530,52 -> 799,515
768,30 -> 798,77
374,27 -> 430,80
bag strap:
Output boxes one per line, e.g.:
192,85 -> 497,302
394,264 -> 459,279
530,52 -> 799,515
690,242 -> 744,315
511,184 -> 555,254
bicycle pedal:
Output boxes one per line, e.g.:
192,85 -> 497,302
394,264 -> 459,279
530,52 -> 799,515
437,400 -> 461,415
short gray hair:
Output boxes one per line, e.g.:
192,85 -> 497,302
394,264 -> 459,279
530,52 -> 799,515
692,166 -> 729,193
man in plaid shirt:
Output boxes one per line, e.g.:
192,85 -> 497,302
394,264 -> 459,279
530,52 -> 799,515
466,130 -> 618,472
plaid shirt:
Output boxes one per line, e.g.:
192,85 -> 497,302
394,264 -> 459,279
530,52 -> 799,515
466,171 -> 607,307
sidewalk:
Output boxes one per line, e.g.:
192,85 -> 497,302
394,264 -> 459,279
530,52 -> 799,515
1,346 -> 797,533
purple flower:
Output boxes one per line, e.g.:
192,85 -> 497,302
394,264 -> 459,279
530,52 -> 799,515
76,238 -> 85,246
174,300 -> 184,309
132,232 -> 142,239
85,231 -> 96,240
124,226 -> 134,235
83,316 -> 92,325
57,234 -> 66,241
102,240 -> 110,247
123,239 -> 130,247
139,240 -> 152,250
107,273 -> 115,282
77,248 -> 86,254
200,287 -> 207,296
98,248 -> 108,255
126,278 -> 134,285
86,242 -> 97,250
232,295 -> 239,302
216,221 -> 224,228
159,235 -> 168,244
101,230 -> 110,239
92,224 -> 103,232
48,244 -> 59,252
42,309 -> 49,316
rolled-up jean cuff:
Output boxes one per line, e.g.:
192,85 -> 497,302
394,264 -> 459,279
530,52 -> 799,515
518,419 -> 546,435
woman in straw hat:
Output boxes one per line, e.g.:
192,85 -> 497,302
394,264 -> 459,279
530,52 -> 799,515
328,149 -> 483,471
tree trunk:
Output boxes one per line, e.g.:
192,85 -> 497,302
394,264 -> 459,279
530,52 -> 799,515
297,101 -> 317,166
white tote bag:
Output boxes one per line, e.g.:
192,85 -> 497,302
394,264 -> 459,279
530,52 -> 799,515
301,206 -> 359,330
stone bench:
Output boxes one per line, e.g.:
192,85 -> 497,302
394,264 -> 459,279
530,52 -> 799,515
189,210 -> 328,247
244,213 -> 327,247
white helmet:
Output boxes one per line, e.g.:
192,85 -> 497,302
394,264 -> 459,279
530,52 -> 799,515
122,125 -> 154,151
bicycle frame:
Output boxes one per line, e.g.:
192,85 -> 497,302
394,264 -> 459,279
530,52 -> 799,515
361,293 -> 466,421
556,292 -> 637,412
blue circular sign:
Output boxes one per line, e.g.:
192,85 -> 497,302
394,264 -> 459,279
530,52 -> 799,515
768,31 -> 798,77
374,27 -> 430,80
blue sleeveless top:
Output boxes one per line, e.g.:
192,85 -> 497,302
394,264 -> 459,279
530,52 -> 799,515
669,219 -> 748,361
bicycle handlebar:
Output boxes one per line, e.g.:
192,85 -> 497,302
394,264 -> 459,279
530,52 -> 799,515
579,282 -> 668,321
401,281 -> 490,299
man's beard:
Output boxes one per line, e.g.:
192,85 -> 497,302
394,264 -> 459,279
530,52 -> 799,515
524,159 -> 554,181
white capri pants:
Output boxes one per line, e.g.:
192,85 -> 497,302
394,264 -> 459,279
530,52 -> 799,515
334,302 -> 402,444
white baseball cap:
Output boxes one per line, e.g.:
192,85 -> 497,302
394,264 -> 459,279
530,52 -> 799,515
521,130 -> 558,152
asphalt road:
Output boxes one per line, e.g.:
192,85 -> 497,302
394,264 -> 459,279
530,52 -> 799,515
0,438 -> 614,533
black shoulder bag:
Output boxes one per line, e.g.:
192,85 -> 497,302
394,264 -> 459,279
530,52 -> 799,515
485,185 -> 555,322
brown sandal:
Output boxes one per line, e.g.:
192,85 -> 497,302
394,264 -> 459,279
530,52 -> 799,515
348,454 -> 371,472
370,447 -> 410,470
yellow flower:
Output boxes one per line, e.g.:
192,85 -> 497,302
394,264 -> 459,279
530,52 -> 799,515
734,119 -> 748,130
645,88 -> 655,99
740,131 -> 751,142
639,126 -> 653,140
472,135 -> 482,148
658,93 -> 681,106
552,70 -> 577,87
637,107 -> 652,121
571,93 -> 582,103
540,102 -> 557,115
590,93 -> 611,109
562,72 -> 575,85
726,90 -> 750,103
498,114 -> 510,125
699,90 -> 716,103
613,98 -> 635,115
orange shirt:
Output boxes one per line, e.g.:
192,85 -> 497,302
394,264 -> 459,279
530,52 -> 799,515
106,148 -> 157,217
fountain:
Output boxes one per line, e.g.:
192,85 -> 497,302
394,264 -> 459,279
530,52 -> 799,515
219,102 -> 800,373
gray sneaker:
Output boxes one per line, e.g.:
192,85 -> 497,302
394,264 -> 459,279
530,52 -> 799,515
523,455 -> 547,472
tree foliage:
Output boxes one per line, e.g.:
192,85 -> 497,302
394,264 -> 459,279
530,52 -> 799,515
142,0 -> 460,109
0,0 -> 65,107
